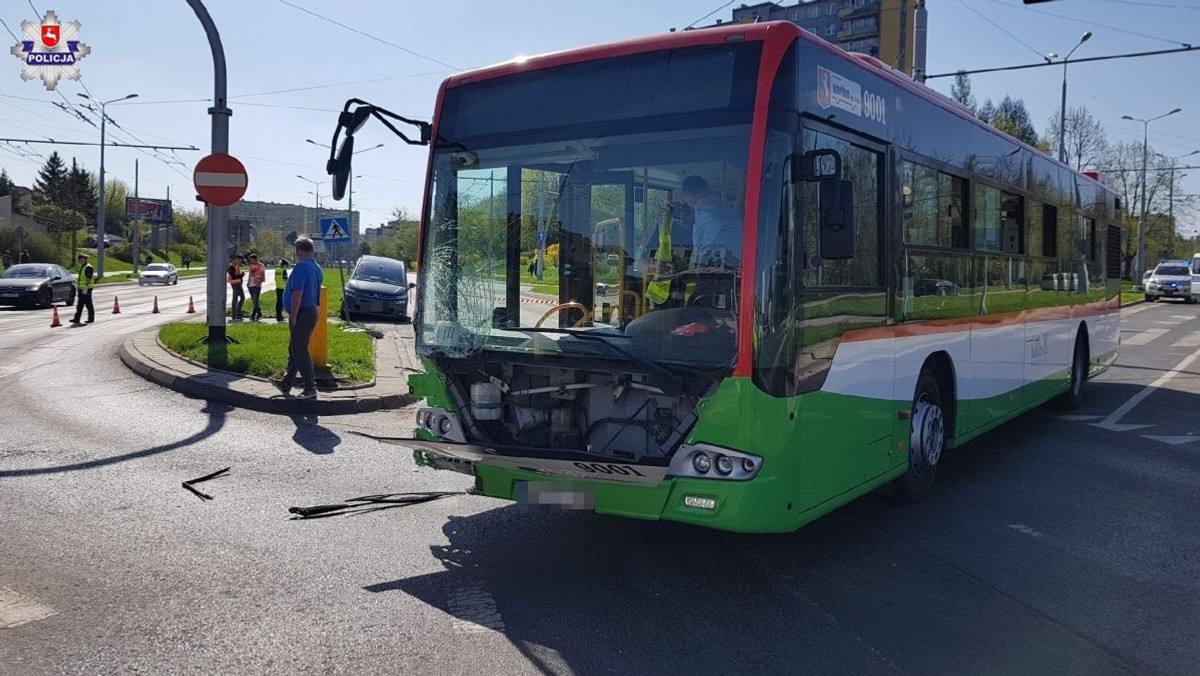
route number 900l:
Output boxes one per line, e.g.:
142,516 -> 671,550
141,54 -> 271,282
863,90 -> 887,124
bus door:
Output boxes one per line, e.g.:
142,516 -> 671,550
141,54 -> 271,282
793,121 -> 893,500
556,171 -> 635,327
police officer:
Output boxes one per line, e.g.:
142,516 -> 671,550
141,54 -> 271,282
274,258 -> 289,322
70,253 -> 95,324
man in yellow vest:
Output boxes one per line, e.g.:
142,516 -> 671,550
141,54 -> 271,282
70,253 -> 95,324
274,258 -> 289,322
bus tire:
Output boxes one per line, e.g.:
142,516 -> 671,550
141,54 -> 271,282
895,368 -> 945,502
1062,331 -> 1088,410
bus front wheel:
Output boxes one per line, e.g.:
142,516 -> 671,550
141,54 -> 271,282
895,368 -> 945,502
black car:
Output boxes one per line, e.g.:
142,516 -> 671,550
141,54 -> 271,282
341,255 -> 413,320
0,264 -> 76,308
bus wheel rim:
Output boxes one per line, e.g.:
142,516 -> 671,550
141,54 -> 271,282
910,397 -> 944,472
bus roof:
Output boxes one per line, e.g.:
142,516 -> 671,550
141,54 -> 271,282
443,21 -> 1111,191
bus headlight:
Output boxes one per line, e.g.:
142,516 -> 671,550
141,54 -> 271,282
715,455 -> 734,475
669,444 -> 763,481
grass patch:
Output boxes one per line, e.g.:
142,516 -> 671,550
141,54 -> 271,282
159,319 -> 374,383
1121,291 -> 1144,305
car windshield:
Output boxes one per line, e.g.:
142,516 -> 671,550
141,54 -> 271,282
2,266 -> 49,278
419,42 -> 759,370
144,264 -> 169,272
1155,265 -> 1189,276
353,260 -> 406,285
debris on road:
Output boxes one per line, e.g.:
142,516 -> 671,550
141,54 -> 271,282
181,466 -> 231,501
288,492 -> 464,519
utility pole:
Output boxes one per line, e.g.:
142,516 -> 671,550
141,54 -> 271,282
77,93 -> 139,277
1122,108 -> 1182,279
188,0 -> 233,352
912,0 -> 927,83
132,159 -> 140,274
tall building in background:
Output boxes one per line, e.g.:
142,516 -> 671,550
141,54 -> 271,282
725,1 -> 916,75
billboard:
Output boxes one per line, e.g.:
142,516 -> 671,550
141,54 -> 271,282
125,197 -> 173,225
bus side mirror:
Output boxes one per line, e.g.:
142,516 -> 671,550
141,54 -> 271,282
819,179 -> 855,260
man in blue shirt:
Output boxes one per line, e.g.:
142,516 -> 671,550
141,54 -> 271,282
273,236 -> 324,399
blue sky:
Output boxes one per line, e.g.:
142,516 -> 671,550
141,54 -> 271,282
2,0 -> 1198,235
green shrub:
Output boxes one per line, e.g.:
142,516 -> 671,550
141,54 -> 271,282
0,226 -> 63,265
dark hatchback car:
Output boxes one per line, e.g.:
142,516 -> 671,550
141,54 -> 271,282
341,255 -> 413,320
0,264 -> 76,308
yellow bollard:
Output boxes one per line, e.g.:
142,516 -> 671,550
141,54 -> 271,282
308,286 -> 328,367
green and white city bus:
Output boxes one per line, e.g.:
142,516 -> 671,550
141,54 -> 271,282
332,21 -> 1122,533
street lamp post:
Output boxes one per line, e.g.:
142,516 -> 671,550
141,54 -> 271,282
297,175 -> 327,240
1056,31 -> 1092,166
1123,107 -> 1182,279
78,92 -> 138,276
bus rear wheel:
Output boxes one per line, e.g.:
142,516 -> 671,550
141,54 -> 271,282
1062,333 -> 1088,410
895,369 -> 945,502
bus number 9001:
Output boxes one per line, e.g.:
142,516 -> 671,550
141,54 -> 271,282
863,90 -> 887,124
573,462 -> 646,477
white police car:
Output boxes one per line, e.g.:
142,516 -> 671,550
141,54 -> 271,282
1145,261 -> 1197,304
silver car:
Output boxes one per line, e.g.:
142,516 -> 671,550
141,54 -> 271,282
1145,262 -> 1196,304
138,263 -> 179,286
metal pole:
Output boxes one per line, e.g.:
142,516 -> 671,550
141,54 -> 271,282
96,102 -> 107,276
1058,60 -> 1069,164
912,0 -> 927,83
132,158 -> 139,274
1168,160 -> 1175,257
1137,119 -> 1148,278
187,0 -> 232,350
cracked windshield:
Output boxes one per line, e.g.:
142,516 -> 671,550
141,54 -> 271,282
419,43 -> 758,369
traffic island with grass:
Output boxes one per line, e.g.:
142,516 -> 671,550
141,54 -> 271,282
158,320 -> 375,387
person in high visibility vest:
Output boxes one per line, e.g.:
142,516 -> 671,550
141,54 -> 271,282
645,202 -> 696,307
70,253 -> 95,324
227,254 -> 245,320
246,253 -> 266,321
274,258 -> 290,322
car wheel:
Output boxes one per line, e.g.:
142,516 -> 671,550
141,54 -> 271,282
39,288 -> 53,309
893,367 -> 946,502
172,277 -> 178,285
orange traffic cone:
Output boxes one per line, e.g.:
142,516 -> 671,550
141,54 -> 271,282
112,295 -> 121,314
152,296 -> 160,314
50,304 -> 61,327
186,296 -> 196,314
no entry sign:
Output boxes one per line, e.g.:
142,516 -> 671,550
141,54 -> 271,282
193,153 -> 248,206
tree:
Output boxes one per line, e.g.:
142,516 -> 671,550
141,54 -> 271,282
0,168 -> 13,198
1100,141 -> 1195,273
173,208 -> 207,247
29,204 -> 85,264
252,228 -> 285,262
951,72 -> 976,113
97,177 -> 129,237
1046,106 -> 1108,171
62,159 -> 97,227
357,240 -> 371,257
34,152 -> 69,206
977,96 -> 1038,147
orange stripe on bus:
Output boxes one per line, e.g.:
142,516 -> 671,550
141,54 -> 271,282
840,298 -> 1119,343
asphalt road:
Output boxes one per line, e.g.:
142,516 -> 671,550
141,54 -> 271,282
1,296 -> 1198,675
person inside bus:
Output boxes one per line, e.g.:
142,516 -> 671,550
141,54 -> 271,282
680,175 -> 741,269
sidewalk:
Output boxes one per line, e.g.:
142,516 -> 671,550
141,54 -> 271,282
119,320 -> 420,415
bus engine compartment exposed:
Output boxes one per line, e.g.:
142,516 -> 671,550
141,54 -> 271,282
429,361 -> 703,462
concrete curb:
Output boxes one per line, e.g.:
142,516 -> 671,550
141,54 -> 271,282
119,327 -> 413,416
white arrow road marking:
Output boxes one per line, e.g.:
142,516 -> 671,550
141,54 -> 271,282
1142,435 -> 1200,446
0,586 -> 56,629
1091,343 -> 1200,433
1008,524 -> 1045,539
1123,328 -> 1168,346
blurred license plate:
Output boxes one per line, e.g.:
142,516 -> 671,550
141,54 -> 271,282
0,293 -> 17,298
516,481 -> 594,510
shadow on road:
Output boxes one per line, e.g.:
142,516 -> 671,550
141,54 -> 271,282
0,401 -> 233,477
290,414 -> 342,455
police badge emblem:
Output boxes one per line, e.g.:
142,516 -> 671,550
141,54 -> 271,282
10,10 -> 91,91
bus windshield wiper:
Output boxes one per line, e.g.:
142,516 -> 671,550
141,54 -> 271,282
558,329 -> 686,393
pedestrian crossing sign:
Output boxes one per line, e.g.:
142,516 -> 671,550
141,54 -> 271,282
320,216 -> 351,243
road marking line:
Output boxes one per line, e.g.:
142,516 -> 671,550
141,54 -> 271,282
1091,343 -> 1200,433
0,586 -> 57,629
1123,328 -> 1168,346
1171,334 -> 1200,348
1142,435 -> 1200,446
446,583 -> 506,634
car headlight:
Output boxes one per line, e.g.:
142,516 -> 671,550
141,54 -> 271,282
28,284 -> 42,291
